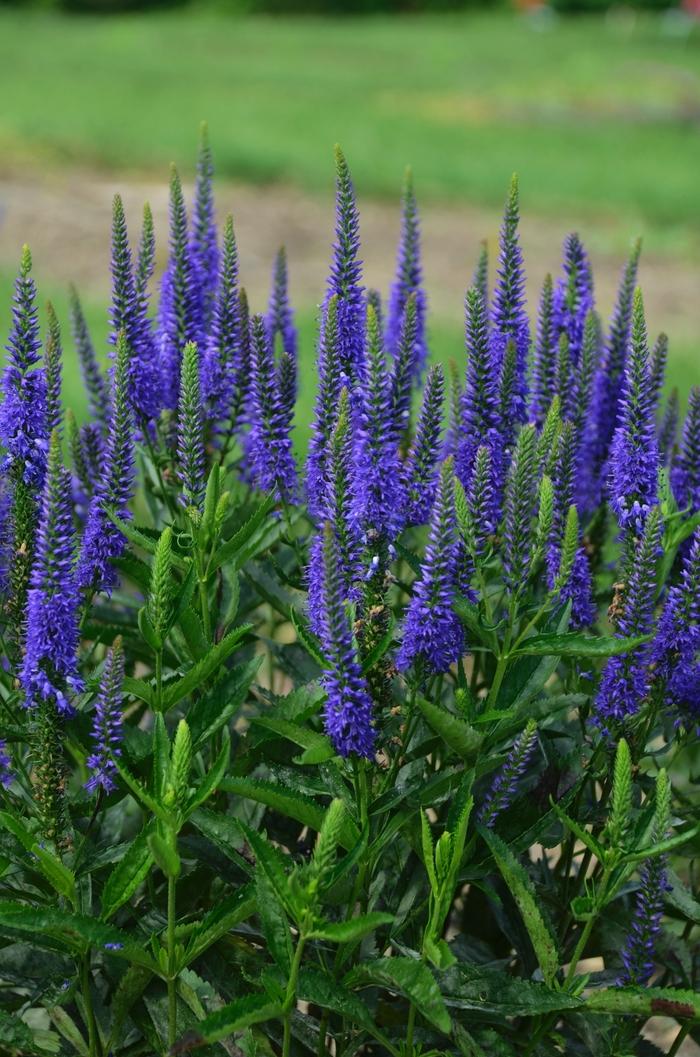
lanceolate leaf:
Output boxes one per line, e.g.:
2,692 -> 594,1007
101,825 -> 154,920
220,776 -> 359,848
511,631 -> 651,658
310,912 -> 394,943
173,993 -> 282,1049
345,957 -> 451,1034
161,624 -> 252,710
416,696 -> 483,760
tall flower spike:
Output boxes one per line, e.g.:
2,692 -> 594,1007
44,302 -> 63,436
472,240 -> 489,312
401,364 -> 445,527
397,458 -> 464,674
201,215 -> 241,424
307,295 -> 343,518
649,332 -> 668,413
456,287 -> 501,489
385,168 -> 427,379
618,771 -> 671,986
552,233 -> 594,367
502,424 -> 538,597
594,506 -> 663,727
248,314 -> 296,500
77,331 -> 135,593
318,524 -> 375,759
189,122 -> 218,331
135,202 -> 155,302
323,145 -> 365,385
22,431 -> 83,714
109,194 -> 159,421
308,389 -> 362,636
266,246 -> 298,363
0,245 -> 48,487
389,292 -> 418,446
650,529 -> 700,716
530,273 -> 556,427
490,174 -> 529,423
158,166 -> 198,410
671,387 -> 700,512
546,422 -> 596,627
466,444 -> 496,557
658,388 -> 679,467
86,638 -> 125,794
352,304 -> 401,539
177,342 -> 206,512
478,721 -> 538,828
590,239 -> 642,489
69,285 -> 110,429
608,288 -> 659,535
0,740 -> 12,788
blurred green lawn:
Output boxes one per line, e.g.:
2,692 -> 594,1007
0,8 -> 698,440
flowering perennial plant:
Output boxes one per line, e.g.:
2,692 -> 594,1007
0,135 -> 698,1057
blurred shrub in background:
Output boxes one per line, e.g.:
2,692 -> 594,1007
0,0 -> 680,13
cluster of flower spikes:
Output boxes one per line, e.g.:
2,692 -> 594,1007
3,131 -> 700,781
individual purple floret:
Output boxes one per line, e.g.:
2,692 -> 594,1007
478,721 -> 538,828
351,305 -> 402,539
22,432 -> 83,715
0,740 -> 13,788
77,332 -> 135,593
248,314 -> 296,501
110,195 -> 160,422
86,638 -> 125,794
671,387 -> 700,513
323,146 -> 365,386
594,506 -> 662,727
608,289 -> 659,535
551,233 -> 594,367
401,363 -> 445,526
490,175 -> 529,424
318,525 -> 375,759
0,246 -> 48,487
397,458 -> 464,674
385,169 -> 428,380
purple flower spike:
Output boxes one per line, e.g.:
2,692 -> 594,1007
0,740 -> 13,788
323,145 -> 365,386
552,233 -> 594,367
189,123 -> 219,332
490,175 -> 529,424
158,167 -> 200,411
608,289 -> 659,535
0,246 -> 48,488
86,638 -> 125,795
397,458 -> 464,675
318,525 -> 375,759
22,432 -> 83,715
248,314 -> 296,501
201,215 -> 242,425
307,295 -> 343,519
478,721 -> 538,828
456,287 -> 501,491
385,169 -> 428,380
401,364 -> 445,526
671,387 -> 700,513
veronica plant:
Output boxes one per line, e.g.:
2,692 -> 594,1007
0,138 -> 698,1057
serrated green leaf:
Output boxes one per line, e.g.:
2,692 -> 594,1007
256,869 -> 292,972
162,625 -> 252,711
345,957 -> 451,1034
210,494 -> 278,572
101,826 -> 154,920
480,827 -> 558,986
439,963 -> 581,1017
549,799 -> 604,861
290,608 -> 325,667
185,885 -> 256,961
251,716 -> 335,765
310,912 -> 394,944
106,964 -> 153,1052
220,777 -> 345,843
185,730 -> 230,815
174,993 -> 282,1049
188,808 -> 253,876
584,986 -> 700,1019
416,696 -> 483,760
0,811 -> 76,903
122,675 -> 155,707
511,632 -> 651,658
148,832 -> 181,879
189,657 -> 262,749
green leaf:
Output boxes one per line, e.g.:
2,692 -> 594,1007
122,675 -> 155,707
101,826 -> 154,920
415,696 -> 483,760
310,912 -> 394,943
440,964 -> 581,1018
256,869 -> 292,973
148,832 -> 181,879
549,799 -> 604,861
511,632 -> 651,658
454,597 -> 498,649
174,993 -> 282,1049
185,886 -> 256,962
0,1010 -> 52,1057
251,716 -> 335,765
290,608 -> 325,667
106,964 -> 153,1052
584,986 -> 700,1019
161,624 -> 252,710
297,967 -> 383,1036
624,822 -> 700,864
113,757 -> 168,821
220,777 -> 353,845
210,494 -> 278,572
185,731 -> 230,815
188,657 -> 262,749
236,822 -> 291,913
664,868 -> 700,925
0,902 -> 156,969
0,811 -> 76,903
188,808 -> 253,876
480,827 -> 559,986
345,957 -> 451,1034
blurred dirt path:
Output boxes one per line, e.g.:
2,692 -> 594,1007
0,167 -> 698,352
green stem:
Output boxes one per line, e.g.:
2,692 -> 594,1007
167,874 -> 178,1052
405,1000 -> 417,1057
282,930 -> 307,1057
82,955 -> 100,1057
155,649 -> 163,712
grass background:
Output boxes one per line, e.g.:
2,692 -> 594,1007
0,7 -> 698,439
